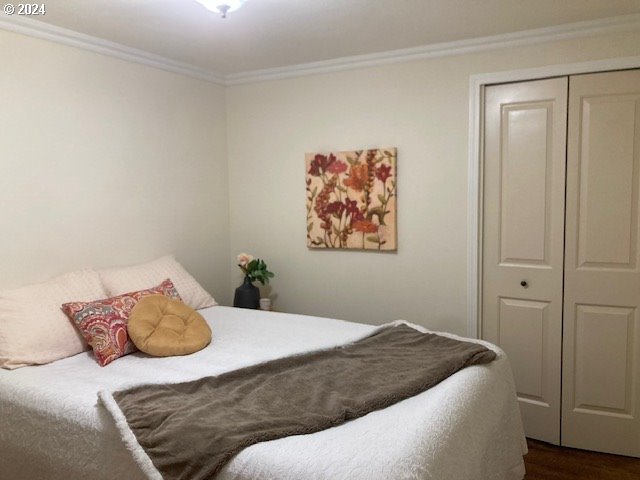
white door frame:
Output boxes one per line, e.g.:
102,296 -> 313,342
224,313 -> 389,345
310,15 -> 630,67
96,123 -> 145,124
466,55 -> 640,338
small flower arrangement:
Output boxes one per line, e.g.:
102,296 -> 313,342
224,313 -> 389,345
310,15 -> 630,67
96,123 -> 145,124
237,253 -> 274,285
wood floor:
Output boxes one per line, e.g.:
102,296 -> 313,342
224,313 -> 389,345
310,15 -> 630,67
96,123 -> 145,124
524,439 -> 640,480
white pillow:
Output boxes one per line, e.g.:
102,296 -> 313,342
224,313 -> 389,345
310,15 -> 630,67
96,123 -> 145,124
99,255 -> 217,310
0,270 -> 107,370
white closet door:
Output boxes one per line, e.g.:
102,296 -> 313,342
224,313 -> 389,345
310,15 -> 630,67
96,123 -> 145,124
562,69 -> 640,457
482,78 -> 568,444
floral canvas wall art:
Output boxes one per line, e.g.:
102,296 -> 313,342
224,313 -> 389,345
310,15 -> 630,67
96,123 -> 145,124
306,148 -> 397,251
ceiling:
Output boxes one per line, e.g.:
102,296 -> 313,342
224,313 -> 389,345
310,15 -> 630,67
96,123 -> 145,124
16,0 -> 640,74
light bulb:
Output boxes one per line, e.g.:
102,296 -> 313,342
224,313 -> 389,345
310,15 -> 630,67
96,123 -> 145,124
194,0 -> 247,18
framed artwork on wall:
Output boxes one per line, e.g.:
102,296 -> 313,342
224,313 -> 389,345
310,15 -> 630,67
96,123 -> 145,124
306,148 -> 397,251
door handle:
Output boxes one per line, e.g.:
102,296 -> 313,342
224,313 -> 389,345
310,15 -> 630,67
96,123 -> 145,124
520,280 -> 528,288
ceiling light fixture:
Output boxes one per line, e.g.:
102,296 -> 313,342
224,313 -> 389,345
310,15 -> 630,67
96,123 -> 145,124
194,0 -> 247,18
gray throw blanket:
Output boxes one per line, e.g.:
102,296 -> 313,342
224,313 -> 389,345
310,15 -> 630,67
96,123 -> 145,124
107,324 -> 496,480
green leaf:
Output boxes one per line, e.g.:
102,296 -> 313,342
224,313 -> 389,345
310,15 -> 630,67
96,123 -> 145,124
377,194 -> 385,204
307,222 -> 314,232
245,258 -> 275,285
366,235 -> 380,243
369,206 -> 384,217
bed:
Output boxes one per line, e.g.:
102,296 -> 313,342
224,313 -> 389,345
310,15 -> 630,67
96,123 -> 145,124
0,306 -> 527,480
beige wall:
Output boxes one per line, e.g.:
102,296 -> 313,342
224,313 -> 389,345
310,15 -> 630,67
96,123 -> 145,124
226,30 -> 640,335
2,26 -> 640,332
0,30 -> 231,304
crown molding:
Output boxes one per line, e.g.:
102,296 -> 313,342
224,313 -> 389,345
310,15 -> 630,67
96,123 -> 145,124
0,15 -> 226,85
226,13 -> 640,85
1,13 -> 639,87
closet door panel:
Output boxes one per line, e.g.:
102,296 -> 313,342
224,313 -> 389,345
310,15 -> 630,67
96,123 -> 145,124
500,105 -> 552,264
499,298 -> 549,401
482,78 -> 568,444
577,95 -> 639,269
574,305 -> 635,414
563,69 -> 640,457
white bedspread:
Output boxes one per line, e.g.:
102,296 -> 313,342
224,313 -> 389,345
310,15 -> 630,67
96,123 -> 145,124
0,307 -> 526,480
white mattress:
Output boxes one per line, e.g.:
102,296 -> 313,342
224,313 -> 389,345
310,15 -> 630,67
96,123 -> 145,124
0,307 -> 526,480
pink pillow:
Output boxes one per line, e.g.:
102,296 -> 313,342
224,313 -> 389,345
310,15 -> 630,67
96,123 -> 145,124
61,279 -> 181,366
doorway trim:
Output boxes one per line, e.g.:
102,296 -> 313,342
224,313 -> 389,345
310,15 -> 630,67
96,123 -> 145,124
467,55 -> 640,338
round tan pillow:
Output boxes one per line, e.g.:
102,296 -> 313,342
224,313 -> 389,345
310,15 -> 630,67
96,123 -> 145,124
128,295 -> 212,357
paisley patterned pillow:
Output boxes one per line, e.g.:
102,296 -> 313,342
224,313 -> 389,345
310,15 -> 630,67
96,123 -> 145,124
61,279 -> 181,366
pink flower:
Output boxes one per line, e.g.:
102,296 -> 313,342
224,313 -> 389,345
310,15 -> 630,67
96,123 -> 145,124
326,160 -> 348,175
325,201 -> 345,217
308,154 -> 337,176
237,253 -> 254,267
375,164 -> 392,183
344,199 -> 364,222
